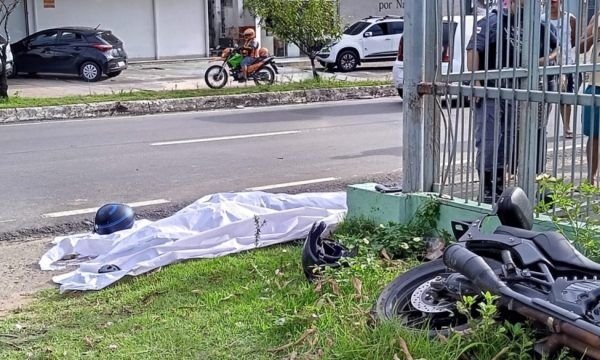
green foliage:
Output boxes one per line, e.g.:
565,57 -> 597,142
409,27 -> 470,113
536,175 -> 600,261
244,0 -> 343,77
334,199 -> 443,259
451,293 -> 535,360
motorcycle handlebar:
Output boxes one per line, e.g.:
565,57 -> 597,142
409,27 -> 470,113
443,244 -> 507,295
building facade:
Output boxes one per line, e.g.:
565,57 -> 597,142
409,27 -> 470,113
7,0 -> 211,60
3,0 -> 587,61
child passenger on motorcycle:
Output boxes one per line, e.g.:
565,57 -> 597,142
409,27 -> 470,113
240,28 -> 259,80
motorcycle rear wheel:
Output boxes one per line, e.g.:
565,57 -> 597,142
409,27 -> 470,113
253,67 -> 275,86
375,257 -> 505,336
205,65 -> 229,89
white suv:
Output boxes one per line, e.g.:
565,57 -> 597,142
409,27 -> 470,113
0,34 -> 14,77
317,16 -> 403,72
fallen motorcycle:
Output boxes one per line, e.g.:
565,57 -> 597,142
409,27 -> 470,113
205,47 -> 278,89
375,186 -> 600,358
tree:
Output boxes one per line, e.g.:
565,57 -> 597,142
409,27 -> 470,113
244,0 -> 342,78
0,0 -> 19,99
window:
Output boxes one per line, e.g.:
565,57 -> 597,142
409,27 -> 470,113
366,24 -> 388,37
344,21 -> 370,36
60,31 -> 85,43
441,22 -> 457,48
441,22 -> 458,63
388,21 -> 404,35
30,31 -> 58,46
97,31 -> 120,45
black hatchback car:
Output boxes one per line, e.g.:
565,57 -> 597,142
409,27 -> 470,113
11,27 -> 127,82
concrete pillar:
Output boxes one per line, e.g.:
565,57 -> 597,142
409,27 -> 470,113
152,0 -> 159,60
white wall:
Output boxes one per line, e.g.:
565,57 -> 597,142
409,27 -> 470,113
27,0 -> 208,59
155,0 -> 206,58
6,0 -> 27,42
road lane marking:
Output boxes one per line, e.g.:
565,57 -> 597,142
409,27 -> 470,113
246,177 -> 339,191
151,130 -> 301,146
41,199 -> 171,219
0,219 -> 16,224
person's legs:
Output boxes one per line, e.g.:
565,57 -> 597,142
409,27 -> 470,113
475,97 -> 503,203
583,85 -> 600,184
587,136 -> 600,185
561,74 -> 574,138
240,57 -> 253,81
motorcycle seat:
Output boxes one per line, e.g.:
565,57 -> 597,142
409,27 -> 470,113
494,225 -> 600,272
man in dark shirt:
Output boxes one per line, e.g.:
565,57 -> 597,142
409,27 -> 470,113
466,0 -> 558,203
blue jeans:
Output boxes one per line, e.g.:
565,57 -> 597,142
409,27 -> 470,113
241,56 -> 255,68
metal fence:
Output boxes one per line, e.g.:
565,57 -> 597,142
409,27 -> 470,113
403,0 -> 600,204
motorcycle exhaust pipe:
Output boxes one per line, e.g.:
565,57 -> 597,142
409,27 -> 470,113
514,302 -> 600,349
538,333 -> 600,360
443,244 -> 508,295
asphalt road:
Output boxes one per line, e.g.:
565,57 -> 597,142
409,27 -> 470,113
0,98 -> 405,237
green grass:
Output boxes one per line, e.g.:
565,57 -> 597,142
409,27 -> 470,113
0,216 -> 568,359
0,245 -> 410,359
0,78 -> 390,109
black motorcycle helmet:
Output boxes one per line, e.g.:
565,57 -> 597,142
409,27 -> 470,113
94,203 -> 135,235
301,221 -> 355,281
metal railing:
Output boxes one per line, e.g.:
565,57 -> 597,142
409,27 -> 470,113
403,0 -> 600,204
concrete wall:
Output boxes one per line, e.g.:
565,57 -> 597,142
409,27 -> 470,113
5,0 -> 27,42
23,0 -> 208,59
155,0 -> 207,58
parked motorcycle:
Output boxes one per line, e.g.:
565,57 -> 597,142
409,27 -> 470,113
205,47 -> 278,89
376,187 -> 600,358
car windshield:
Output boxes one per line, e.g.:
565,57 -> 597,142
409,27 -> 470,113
344,22 -> 370,35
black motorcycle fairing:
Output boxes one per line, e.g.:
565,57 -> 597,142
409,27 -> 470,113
550,278 -> 600,323
494,225 -> 600,272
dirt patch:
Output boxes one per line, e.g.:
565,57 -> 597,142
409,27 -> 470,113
0,238 -> 60,317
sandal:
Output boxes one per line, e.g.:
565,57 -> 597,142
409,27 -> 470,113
565,131 -> 573,139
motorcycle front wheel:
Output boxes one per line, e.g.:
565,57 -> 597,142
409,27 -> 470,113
205,65 -> 229,89
253,67 -> 275,86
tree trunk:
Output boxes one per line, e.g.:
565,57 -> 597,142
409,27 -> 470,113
309,56 -> 320,79
0,49 -> 7,98
0,71 -> 8,98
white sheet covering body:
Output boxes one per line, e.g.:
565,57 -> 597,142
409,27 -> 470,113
40,192 -> 347,292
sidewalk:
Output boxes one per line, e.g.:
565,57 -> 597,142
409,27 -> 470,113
7,58 -> 392,99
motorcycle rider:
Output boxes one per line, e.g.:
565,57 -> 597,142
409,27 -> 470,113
240,28 -> 259,81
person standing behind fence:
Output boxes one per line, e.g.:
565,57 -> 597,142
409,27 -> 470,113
543,0 -> 578,139
580,12 -> 600,185
466,0 -> 557,204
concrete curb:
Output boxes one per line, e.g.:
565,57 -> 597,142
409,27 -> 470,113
0,85 -> 397,123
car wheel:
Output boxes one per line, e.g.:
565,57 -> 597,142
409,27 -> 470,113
336,50 -> 358,72
6,65 -> 16,78
80,61 -> 102,82
107,71 -> 122,78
